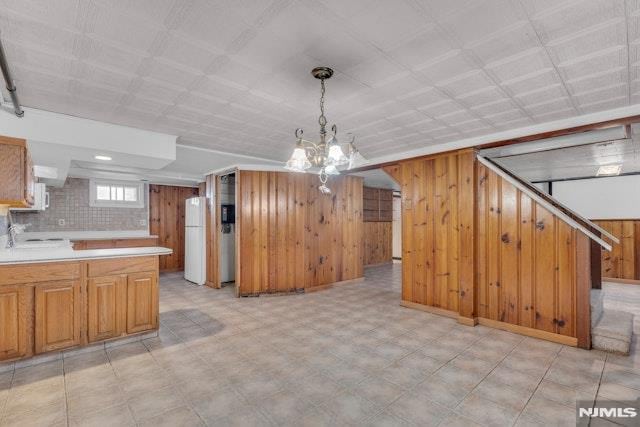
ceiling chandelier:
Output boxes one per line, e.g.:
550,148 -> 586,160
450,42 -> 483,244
285,67 -> 367,194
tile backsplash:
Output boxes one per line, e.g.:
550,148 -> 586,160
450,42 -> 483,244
13,178 -> 149,232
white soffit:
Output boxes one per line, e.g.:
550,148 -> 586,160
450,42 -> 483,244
0,0 -> 638,169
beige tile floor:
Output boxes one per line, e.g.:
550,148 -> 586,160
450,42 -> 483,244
0,263 -> 639,427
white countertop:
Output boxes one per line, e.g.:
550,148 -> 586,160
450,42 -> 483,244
18,231 -> 158,241
0,246 -> 173,265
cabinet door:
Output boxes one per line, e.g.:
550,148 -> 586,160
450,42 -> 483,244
35,280 -> 81,353
127,272 -> 158,334
0,285 -> 30,361
88,275 -> 126,343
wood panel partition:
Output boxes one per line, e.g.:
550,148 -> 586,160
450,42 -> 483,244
476,164 -> 591,346
236,171 -> 363,295
363,222 -> 392,265
593,220 -> 640,281
149,185 -> 199,272
363,187 -> 393,266
386,150 -> 476,323
385,149 -> 593,347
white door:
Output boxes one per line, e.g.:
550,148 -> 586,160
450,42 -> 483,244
184,226 -> 205,285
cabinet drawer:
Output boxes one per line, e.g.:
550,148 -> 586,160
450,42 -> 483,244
88,257 -> 158,277
0,262 -> 81,286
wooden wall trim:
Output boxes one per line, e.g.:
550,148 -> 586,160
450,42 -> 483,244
576,232 -> 592,349
205,174 -> 220,289
477,318 -> 578,347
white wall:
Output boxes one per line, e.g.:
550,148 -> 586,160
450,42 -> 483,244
552,175 -> 640,219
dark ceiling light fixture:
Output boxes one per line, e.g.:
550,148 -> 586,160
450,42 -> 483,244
285,67 -> 366,194
0,31 -> 23,117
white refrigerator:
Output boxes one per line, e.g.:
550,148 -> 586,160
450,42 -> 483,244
184,196 -> 206,285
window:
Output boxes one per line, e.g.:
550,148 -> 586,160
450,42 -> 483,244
90,179 -> 145,208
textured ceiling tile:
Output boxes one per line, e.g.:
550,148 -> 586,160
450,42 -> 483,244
566,69 -> 627,95
502,70 -> 559,95
91,4 -> 162,53
531,0 -> 624,44
469,98 -> 516,116
458,87 -> 508,107
523,97 -> 573,116
347,0 -> 431,50
557,46 -> 626,80
144,59 -> 200,88
2,0 -> 637,162
572,84 -> 627,105
438,70 -> 494,98
439,0 -> 523,47
417,50 -> 476,83
470,23 -> 539,65
1,0 -> 80,30
547,21 -> 626,64
386,26 -> 453,70
418,100 -> 463,118
514,84 -> 567,106
134,78 -> 185,103
486,48 -> 550,82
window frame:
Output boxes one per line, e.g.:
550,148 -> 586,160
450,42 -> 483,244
89,179 -> 145,208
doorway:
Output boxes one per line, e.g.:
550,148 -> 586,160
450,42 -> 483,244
219,172 -> 236,290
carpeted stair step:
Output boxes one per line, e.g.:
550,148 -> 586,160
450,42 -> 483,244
592,309 -> 633,355
591,289 -> 604,328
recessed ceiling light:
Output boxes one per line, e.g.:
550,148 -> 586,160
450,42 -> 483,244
94,155 -> 112,161
596,164 -> 621,176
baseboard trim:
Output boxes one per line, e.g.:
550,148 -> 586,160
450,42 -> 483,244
399,300 -> 458,319
305,276 -> 365,293
364,261 -> 393,268
602,277 -> 640,286
477,318 -> 578,347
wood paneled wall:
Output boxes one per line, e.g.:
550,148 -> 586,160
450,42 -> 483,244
237,171 -> 363,295
392,150 -> 475,319
388,149 -> 592,347
205,174 -> 220,288
476,164 -> 591,341
363,222 -> 392,266
149,185 -> 199,272
363,186 -> 393,266
594,220 -> 640,280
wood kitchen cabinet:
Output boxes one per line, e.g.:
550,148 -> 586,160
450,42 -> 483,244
87,275 -> 127,343
126,271 -> 158,334
0,256 -> 161,363
0,285 -> 31,361
34,280 -> 82,354
0,136 -> 35,207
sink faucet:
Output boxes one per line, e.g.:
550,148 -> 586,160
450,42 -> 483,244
6,213 -> 29,249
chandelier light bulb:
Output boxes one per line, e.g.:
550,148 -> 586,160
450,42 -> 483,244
283,67 -> 367,194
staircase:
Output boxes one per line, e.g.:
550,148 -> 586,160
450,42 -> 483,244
591,289 -> 634,355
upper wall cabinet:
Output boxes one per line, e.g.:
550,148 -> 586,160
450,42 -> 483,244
0,136 -> 34,207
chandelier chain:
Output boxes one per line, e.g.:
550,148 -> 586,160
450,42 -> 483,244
318,78 -> 327,133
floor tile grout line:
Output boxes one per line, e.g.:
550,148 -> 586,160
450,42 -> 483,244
445,335 -> 529,426
0,368 -> 15,425
588,353 -> 608,427
62,356 -> 70,427
510,345 -> 563,426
